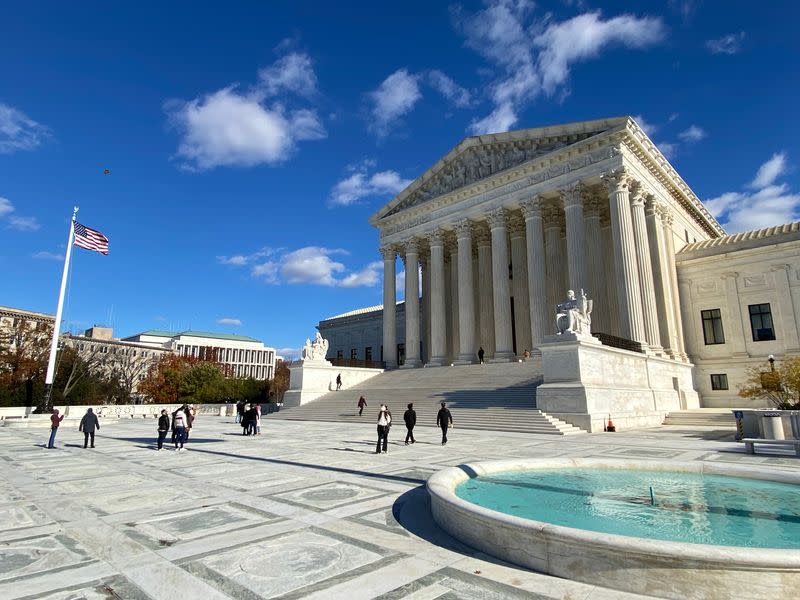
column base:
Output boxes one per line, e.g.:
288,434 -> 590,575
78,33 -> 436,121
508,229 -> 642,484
489,351 -> 515,362
455,353 -> 477,365
425,357 -> 448,367
400,359 -> 422,369
383,360 -> 398,370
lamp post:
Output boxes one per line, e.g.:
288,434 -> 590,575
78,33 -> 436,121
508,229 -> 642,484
768,354 -> 775,372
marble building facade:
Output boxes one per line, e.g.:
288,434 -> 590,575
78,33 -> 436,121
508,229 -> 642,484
369,117 -> 720,370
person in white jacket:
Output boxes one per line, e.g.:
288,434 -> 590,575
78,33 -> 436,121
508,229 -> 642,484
375,405 -> 392,454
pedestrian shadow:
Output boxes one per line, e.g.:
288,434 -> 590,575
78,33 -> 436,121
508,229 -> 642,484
330,447 -> 374,454
110,436 -> 225,444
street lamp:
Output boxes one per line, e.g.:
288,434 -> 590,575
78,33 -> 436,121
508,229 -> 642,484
768,354 -> 775,372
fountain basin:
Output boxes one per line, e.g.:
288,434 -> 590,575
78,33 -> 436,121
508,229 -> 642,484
427,458 -> 800,600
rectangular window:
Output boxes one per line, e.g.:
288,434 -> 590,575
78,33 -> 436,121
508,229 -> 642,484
710,374 -> 729,391
350,348 -> 357,359
365,346 -> 373,361
748,303 -> 775,341
336,350 -> 343,360
701,309 -> 725,345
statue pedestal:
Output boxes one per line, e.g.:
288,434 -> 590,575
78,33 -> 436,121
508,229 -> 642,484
536,335 -> 699,432
283,362 -> 384,407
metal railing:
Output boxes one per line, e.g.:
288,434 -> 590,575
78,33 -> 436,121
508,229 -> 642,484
593,332 -> 646,354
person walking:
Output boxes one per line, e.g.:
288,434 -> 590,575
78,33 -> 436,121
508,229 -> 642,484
403,403 -> 416,445
436,402 -> 453,445
478,347 -> 485,364
157,409 -> 170,450
172,406 -> 188,450
255,403 -> 262,435
357,396 -> 367,416
48,409 -> 64,449
336,373 -> 342,391
375,404 -> 391,454
235,400 -> 245,424
184,404 -> 195,440
78,408 -> 100,449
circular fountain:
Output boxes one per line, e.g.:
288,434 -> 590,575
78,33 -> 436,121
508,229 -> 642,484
427,458 -> 800,599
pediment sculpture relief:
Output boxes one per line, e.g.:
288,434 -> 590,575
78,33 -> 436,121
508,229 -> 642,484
386,133 -> 597,217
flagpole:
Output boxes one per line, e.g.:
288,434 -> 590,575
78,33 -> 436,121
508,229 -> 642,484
42,206 -> 78,410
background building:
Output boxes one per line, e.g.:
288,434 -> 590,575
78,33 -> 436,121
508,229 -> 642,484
123,330 -> 276,380
0,306 -> 55,352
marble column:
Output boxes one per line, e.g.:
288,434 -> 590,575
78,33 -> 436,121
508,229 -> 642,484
454,220 -> 477,364
630,185 -> 663,353
561,183 -> 588,294
583,190 -> 605,332
448,244 -> 460,362
421,254 -> 430,364
662,212 -> 689,361
646,199 -> 679,359
772,264 -> 800,352
427,229 -> 447,366
509,215 -> 532,355
520,196 -> 548,347
600,210 -> 620,336
605,169 -> 646,344
475,226 -> 495,358
381,245 -> 397,368
544,204 -> 566,315
488,208 -> 515,361
401,239 -> 422,368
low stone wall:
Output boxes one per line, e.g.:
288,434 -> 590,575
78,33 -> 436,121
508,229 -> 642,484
428,458 -> 800,600
283,363 -> 383,407
0,403 -> 238,428
536,334 -> 699,432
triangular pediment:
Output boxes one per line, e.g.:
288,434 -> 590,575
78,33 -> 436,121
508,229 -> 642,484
371,117 -> 628,223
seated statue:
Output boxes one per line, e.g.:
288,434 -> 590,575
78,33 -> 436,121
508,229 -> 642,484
556,289 -> 593,336
301,332 -> 331,363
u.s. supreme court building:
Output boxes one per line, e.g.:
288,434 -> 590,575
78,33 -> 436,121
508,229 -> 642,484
319,117 -> 800,409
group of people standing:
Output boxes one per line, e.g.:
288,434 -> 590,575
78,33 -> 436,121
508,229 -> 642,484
235,401 -> 262,436
157,404 -> 195,451
47,407 -> 100,449
364,398 -> 454,453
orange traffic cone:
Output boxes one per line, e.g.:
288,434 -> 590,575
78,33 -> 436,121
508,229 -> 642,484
606,415 -> 616,432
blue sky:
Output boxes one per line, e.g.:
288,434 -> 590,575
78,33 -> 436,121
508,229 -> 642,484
1,1 -> 798,357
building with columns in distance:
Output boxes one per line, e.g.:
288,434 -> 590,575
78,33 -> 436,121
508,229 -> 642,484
317,117 -> 799,408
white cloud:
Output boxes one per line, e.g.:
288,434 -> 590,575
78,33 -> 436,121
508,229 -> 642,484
216,318 -> 242,326
705,153 -> 799,233
706,32 -> 745,55
32,251 -> 64,261
0,103 -> 50,153
276,347 -> 302,360
166,53 -> 326,170
258,52 -> 318,97
428,70 -> 473,108
657,142 -> 678,160
329,163 -> 411,207
461,5 -> 665,134
0,197 -> 39,232
221,245 -> 382,288
0,197 -> 12,216
678,125 -> 706,142
633,114 -> 658,136
750,152 -> 786,189
8,216 -> 40,231
368,69 -> 422,136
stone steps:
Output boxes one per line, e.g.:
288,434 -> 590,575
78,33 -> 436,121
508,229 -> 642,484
663,409 -> 735,427
274,361 -> 586,435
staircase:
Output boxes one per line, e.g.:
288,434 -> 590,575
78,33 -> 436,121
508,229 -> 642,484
663,409 -> 736,427
272,361 -> 585,435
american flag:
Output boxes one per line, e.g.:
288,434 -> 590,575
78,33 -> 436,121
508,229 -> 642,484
73,221 -> 109,255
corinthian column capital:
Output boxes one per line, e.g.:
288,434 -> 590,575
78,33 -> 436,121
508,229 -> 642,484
404,238 -> 419,254
453,218 -> 473,239
486,207 -> 508,229
603,167 -> 631,193
426,228 -> 445,247
380,245 -> 396,260
630,182 -> 648,207
520,195 -> 544,219
559,182 -> 584,209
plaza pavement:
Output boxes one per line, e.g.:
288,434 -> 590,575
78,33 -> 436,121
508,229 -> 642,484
0,414 -> 792,600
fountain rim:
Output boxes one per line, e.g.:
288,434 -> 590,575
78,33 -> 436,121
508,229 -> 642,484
427,457 -> 800,567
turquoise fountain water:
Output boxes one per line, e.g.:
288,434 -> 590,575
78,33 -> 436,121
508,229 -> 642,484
455,467 -> 800,549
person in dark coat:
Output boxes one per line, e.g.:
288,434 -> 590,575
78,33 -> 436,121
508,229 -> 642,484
157,409 -> 170,451
436,402 -> 453,445
336,373 -> 342,391
78,408 -> 100,449
403,403 -> 416,445
375,405 -> 391,454
357,396 -> 367,416
478,347 -> 485,364
235,400 -> 245,424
